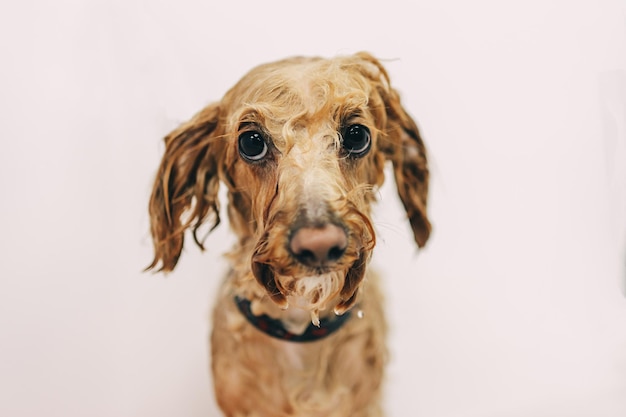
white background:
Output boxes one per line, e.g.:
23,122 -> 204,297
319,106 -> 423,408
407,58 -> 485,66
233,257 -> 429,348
1,1 -> 626,416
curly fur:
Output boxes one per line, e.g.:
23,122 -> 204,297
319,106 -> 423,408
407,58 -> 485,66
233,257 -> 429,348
147,52 -> 431,417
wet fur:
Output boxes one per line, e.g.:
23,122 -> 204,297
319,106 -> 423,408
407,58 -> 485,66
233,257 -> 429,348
147,52 -> 430,416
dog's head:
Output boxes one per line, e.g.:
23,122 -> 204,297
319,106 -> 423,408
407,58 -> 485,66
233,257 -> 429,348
147,52 -> 431,316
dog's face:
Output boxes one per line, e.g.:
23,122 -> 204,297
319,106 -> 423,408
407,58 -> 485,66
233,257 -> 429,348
148,52 -> 430,317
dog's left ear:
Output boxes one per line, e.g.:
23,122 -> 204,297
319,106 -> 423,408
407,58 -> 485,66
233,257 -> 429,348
357,53 -> 432,248
381,88 -> 431,248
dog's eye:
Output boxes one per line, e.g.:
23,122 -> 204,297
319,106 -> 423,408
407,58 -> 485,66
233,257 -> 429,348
238,131 -> 268,161
341,124 -> 371,157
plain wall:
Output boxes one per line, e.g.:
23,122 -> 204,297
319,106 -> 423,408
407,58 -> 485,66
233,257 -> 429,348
1,0 -> 625,416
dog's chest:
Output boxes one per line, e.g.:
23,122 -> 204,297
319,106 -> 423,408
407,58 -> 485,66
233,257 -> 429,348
282,343 -> 307,369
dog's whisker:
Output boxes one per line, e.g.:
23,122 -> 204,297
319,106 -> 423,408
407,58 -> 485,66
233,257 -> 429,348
374,220 -> 410,236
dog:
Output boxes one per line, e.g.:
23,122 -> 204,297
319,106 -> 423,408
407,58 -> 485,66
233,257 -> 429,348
147,52 -> 431,417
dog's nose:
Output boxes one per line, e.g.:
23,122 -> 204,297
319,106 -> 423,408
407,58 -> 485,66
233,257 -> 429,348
289,224 -> 348,268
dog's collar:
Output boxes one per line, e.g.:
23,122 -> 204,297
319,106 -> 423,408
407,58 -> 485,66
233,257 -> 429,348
234,296 -> 352,343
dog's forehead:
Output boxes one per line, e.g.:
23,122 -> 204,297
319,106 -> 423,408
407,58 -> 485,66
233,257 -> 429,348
233,55 -> 381,97
226,57 -> 382,127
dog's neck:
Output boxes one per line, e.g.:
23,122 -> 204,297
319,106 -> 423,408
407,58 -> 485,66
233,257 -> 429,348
234,296 -> 353,342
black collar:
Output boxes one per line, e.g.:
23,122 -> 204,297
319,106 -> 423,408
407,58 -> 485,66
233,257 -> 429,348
234,296 -> 352,343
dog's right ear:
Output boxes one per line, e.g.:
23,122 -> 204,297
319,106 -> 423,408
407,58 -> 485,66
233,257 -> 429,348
147,103 -> 225,272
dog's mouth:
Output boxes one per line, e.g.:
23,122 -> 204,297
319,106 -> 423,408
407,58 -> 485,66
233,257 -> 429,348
251,251 -> 367,318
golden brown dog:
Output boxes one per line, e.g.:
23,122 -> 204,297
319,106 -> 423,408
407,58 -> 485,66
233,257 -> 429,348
147,52 -> 431,416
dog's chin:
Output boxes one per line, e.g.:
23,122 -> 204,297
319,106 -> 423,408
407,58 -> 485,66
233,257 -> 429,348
279,270 -> 344,322
252,256 -> 368,324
